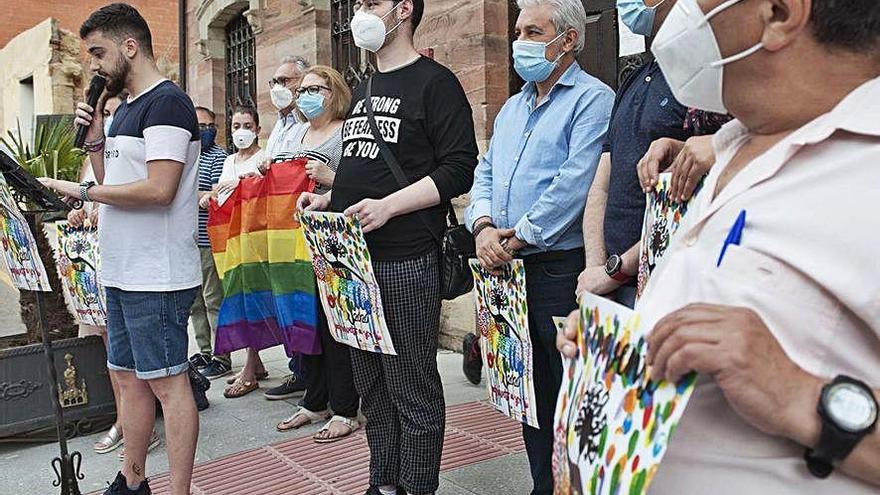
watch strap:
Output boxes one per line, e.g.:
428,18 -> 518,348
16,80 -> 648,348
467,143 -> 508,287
80,181 -> 95,202
804,375 -> 879,478
804,421 -> 861,478
606,255 -> 632,282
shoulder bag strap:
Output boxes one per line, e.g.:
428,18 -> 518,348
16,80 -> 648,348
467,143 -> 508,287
364,77 -> 452,240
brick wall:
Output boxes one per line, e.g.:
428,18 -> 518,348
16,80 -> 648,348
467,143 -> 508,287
0,0 -> 179,66
186,0 -> 512,149
415,0 -> 511,151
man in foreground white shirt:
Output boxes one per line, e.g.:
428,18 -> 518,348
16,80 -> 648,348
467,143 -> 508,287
558,0 -> 880,493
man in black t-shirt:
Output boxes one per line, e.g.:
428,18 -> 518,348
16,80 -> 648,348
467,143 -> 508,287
298,1 -> 477,494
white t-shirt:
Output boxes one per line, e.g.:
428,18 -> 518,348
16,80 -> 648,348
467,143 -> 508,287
217,149 -> 265,204
98,79 -> 201,292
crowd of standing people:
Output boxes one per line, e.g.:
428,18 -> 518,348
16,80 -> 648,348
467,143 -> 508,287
35,0 -> 880,494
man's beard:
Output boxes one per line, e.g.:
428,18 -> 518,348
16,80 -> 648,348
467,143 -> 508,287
104,57 -> 130,97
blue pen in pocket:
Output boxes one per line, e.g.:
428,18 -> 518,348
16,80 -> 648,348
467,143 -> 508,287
717,209 -> 747,267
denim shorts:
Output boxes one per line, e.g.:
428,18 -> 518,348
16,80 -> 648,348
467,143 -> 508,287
105,286 -> 199,380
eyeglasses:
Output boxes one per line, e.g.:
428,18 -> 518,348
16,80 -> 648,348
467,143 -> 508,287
295,85 -> 331,97
198,123 -> 216,130
268,76 -> 296,88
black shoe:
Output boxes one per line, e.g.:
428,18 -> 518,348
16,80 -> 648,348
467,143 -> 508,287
263,374 -> 307,400
104,472 -> 151,494
187,364 -> 211,411
188,353 -> 211,370
201,359 -> 233,380
363,487 -> 407,495
462,332 -> 483,385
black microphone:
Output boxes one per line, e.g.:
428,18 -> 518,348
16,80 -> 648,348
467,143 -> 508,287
74,75 -> 107,149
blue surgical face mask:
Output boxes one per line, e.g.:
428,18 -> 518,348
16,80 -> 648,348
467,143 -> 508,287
200,126 -> 217,150
512,31 -> 567,83
297,93 -> 326,121
618,0 -> 666,36
103,115 -> 114,137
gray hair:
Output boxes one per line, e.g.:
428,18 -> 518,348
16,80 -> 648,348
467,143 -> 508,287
516,0 -> 587,53
280,56 -> 310,72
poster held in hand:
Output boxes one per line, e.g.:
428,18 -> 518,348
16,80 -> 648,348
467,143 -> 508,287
299,211 -> 395,355
54,222 -> 106,326
552,292 -> 696,495
0,175 -> 51,291
636,173 -> 702,300
469,258 -> 538,427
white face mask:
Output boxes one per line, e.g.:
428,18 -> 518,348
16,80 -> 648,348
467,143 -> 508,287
232,128 -> 257,150
270,83 -> 294,110
653,0 -> 763,113
350,5 -> 403,53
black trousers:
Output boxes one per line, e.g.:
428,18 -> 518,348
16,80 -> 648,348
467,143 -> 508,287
520,248 -> 584,495
301,303 -> 360,418
350,251 -> 444,495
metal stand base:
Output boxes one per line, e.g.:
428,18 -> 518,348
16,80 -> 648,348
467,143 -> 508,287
27,213 -> 84,495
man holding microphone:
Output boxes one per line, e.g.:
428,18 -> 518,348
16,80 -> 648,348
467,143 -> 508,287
40,4 -> 201,494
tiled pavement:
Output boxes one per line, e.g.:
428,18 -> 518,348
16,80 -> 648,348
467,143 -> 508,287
138,401 -> 524,495
1,348 -> 533,495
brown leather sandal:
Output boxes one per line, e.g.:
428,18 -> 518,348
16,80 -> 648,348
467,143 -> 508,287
223,378 -> 258,398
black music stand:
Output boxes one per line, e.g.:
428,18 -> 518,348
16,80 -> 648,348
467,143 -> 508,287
0,150 -> 83,495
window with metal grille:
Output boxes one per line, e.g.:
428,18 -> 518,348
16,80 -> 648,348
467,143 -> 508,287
331,0 -> 374,88
225,14 -> 257,149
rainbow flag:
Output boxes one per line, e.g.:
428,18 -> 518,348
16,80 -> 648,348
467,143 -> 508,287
207,159 -> 320,356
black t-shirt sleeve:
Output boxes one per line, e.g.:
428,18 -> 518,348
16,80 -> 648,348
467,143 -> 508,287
424,70 -> 479,203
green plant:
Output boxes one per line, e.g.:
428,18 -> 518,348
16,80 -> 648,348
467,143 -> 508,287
0,118 -> 80,343
1,118 -> 84,182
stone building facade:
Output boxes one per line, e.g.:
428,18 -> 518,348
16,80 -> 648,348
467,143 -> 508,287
185,0 -> 518,150
0,0 -> 180,144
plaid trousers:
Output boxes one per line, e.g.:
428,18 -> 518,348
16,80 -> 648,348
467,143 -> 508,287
350,251 -> 445,495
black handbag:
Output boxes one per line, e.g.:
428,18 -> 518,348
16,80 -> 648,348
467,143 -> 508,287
364,77 -> 475,300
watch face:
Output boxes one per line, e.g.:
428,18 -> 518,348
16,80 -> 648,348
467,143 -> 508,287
825,383 -> 878,433
605,255 -> 621,275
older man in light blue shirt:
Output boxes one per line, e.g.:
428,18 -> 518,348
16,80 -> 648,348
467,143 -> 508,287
465,0 -> 613,492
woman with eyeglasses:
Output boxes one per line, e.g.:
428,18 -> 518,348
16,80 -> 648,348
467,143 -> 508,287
275,65 -> 361,444
288,66 -> 350,193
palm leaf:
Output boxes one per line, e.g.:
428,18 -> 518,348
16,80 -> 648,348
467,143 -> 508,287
0,117 -> 84,181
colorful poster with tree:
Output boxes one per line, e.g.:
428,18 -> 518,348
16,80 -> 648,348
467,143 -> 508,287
299,211 -> 395,355
552,292 -> 696,495
636,173 -> 701,299
469,259 -> 538,428
0,175 -> 51,291
54,222 -> 106,326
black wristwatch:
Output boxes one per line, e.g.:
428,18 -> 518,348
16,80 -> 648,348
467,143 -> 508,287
604,254 -> 632,282
804,375 -> 878,478
79,180 -> 97,202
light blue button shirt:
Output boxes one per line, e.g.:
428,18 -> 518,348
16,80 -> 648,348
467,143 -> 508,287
265,111 -> 306,160
466,62 -> 615,255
